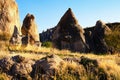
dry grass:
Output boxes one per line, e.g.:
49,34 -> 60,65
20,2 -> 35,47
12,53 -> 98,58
0,43 -> 120,79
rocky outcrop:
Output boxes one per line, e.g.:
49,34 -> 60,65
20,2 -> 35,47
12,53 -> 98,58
52,8 -> 89,52
0,54 -> 64,80
12,55 -> 34,80
0,54 -> 117,80
0,55 -> 34,80
33,54 -> 64,79
91,20 -> 111,53
21,13 -> 40,46
0,57 -> 14,73
0,0 -> 20,40
40,28 -> 55,42
9,26 -> 21,45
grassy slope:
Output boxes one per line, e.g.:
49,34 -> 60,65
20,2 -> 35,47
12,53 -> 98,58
105,23 -> 120,52
0,42 -> 120,80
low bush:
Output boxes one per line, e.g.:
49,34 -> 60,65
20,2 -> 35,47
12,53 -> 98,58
41,41 -> 52,48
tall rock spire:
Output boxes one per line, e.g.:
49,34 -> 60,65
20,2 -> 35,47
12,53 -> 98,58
92,20 -> 111,53
52,8 -> 88,52
21,13 -> 40,46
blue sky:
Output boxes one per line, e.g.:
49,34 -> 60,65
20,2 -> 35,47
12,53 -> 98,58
16,0 -> 120,33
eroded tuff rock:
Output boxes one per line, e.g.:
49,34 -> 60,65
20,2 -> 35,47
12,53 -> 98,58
0,54 -> 112,79
52,8 -> 89,52
12,55 -> 34,80
21,13 -> 40,46
9,26 -> 21,45
40,28 -> 55,42
33,54 -> 64,79
0,54 -> 65,80
0,55 -> 34,80
0,0 -> 20,40
92,20 -> 111,53
0,57 -> 14,73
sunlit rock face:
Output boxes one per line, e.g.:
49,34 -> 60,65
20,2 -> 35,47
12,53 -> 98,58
21,13 -> 40,46
0,0 -> 21,40
52,8 -> 89,52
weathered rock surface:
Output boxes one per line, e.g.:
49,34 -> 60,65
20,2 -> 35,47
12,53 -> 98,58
0,54 -> 65,79
0,0 -> 20,40
9,26 -> 21,45
21,13 -> 40,46
91,20 -> 111,53
33,54 -> 64,79
0,57 -> 14,73
0,54 -> 113,79
52,8 -> 89,52
40,19 -> 120,53
0,55 -> 34,79
40,28 -> 55,42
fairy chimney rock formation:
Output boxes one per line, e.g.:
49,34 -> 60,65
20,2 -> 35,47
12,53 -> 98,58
52,8 -> 88,52
94,20 -> 111,35
92,20 -> 111,53
0,0 -> 21,40
9,26 -> 21,45
21,13 -> 40,46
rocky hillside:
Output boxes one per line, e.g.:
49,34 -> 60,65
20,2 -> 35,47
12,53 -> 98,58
40,8 -> 120,54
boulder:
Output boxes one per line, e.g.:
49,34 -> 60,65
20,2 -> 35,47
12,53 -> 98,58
52,8 -> 88,52
34,54 -> 64,79
0,57 -> 14,73
11,55 -> 34,79
12,62 -> 33,80
0,0 -> 20,40
92,20 -> 111,53
21,13 -> 40,46
12,55 -> 25,63
0,55 -> 35,80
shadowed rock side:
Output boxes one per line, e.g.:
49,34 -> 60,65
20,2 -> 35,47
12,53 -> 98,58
0,0 -> 20,40
40,27 -> 56,42
21,13 -> 41,46
33,54 -> 64,79
0,55 -> 35,80
85,20 -> 111,53
9,26 -> 21,45
40,19 -> 119,53
0,55 -> 64,80
52,8 -> 89,52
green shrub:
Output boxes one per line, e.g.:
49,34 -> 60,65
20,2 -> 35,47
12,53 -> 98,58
105,31 -> 120,51
41,41 -> 52,48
